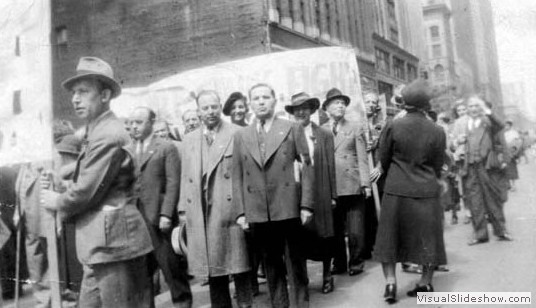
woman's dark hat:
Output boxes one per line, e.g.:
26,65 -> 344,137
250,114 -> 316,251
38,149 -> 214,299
401,79 -> 432,109
322,88 -> 350,110
62,57 -> 122,98
285,92 -> 320,114
223,92 -> 247,116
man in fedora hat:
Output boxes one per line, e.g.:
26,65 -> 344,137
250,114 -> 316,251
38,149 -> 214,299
321,88 -> 371,277
286,92 -> 338,294
40,57 -> 154,307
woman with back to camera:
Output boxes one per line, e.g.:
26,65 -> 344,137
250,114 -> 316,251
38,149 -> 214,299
373,79 -> 447,304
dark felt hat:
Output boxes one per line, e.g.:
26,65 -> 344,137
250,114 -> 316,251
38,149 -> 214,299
322,88 -> 350,110
401,79 -> 432,109
62,57 -> 121,98
285,92 -> 320,114
222,92 -> 248,116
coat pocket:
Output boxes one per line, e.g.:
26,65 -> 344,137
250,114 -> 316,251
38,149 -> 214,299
104,208 -> 128,248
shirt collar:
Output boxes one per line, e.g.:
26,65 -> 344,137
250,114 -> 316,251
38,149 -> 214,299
257,116 -> 275,132
203,120 -> 222,134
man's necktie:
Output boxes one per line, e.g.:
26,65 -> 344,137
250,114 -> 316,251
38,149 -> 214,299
205,130 -> 214,146
332,121 -> 338,136
136,140 -> 144,165
258,120 -> 266,163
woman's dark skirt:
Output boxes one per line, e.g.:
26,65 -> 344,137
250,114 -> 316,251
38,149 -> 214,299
373,193 -> 447,265
505,160 -> 519,180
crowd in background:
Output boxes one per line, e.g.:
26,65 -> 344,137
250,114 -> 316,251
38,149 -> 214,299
0,57 -> 533,308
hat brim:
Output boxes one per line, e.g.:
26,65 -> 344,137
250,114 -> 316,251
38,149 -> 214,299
322,95 -> 350,110
285,98 -> 320,114
62,73 -> 121,99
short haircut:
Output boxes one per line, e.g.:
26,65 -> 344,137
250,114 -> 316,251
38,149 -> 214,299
196,90 -> 220,105
248,83 -> 276,100
134,106 -> 156,122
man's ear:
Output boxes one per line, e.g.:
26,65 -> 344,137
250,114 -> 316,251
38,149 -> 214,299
101,89 -> 112,103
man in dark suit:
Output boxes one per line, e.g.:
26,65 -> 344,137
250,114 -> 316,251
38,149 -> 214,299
233,83 -> 314,308
40,57 -> 153,307
130,107 -> 192,308
321,88 -> 371,276
460,96 -> 512,245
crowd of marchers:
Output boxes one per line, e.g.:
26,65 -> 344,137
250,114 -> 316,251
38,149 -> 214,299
0,56 -> 529,308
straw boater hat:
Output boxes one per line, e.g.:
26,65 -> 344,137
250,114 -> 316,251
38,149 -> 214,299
322,88 -> 350,111
171,224 -> 188,256
284,92 -> 320,114
61,57 -> 122,98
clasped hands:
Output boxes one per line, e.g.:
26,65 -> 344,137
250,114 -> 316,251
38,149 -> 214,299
236,209 -> 313,231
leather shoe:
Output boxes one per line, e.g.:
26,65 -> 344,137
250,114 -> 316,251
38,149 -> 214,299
407,284 -> 433,297
384,284 -> 397,304
467,238 -> 488,246
498,234 -> 513,241
322,277 -> 334,294
348,268 -> 363,276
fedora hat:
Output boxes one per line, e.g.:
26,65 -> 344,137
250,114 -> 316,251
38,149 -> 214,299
322,88 -> 350,110
284,92 -> 320,114
401,79 -> 431,109
62,57 -> 121,98
171,224 -> 188,256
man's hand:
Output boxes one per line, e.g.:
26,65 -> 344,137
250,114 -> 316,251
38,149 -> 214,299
40,189 -> 59,211
178,212 -> 187,226
362,186 -> 372,199
159,216 -> 172,233
40,171 -> 53,190
331,199 -> 337,208
370,166 -> 382,183
237,215 -> 249,231
438,179 -> 448,195
300,209 -> 313,225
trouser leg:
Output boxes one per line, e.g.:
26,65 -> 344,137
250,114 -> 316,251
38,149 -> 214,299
478,168 -> 507,237
92,256 -> 152,308
252,222 -> 289,308
464,165 -> 489,241
332,201 -> 348,271
152,230 -> 192,305
284,220 -> 309,308
234,272 -> 253,308
346,195 -> 366,271
25,233 -> 50,308
208,275 -> 232,308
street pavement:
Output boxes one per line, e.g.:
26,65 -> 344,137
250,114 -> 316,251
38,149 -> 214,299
155,161 -> 536,308
4,161 -> 536,307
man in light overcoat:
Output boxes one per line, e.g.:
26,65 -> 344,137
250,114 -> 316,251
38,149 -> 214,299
178,90 -> 252,308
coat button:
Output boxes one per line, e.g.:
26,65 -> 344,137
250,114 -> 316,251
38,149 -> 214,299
285,182 -> 289,186
224,172 -> 230,179
189,178 -> 193,183
227,195 -> 232,201
282,166 -> 286,171
187,198 -> 191,203
247,186 -> 252,193
246,171 -> 250,176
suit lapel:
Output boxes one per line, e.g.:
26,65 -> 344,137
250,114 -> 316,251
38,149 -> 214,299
206,122 -> 232,179
334,118 -> 347,150
243,121 -> 263,167
140,137 -> 157,169
264,118 -> 291,166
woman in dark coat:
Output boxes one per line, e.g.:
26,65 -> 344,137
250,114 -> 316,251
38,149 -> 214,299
223,92 -> 249,127
286,92 -> 338,294
373,80 -> 447,303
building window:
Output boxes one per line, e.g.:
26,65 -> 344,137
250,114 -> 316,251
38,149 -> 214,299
55,26 -> 68,59
375,48 -> 390,74
430,26 -> 440,41
393,57 -> 405,80
434,64 -> 445,82
386,0 -> 396,20
390,28 -> 399,44
15,36 -> 21,56
431,44 -> 442,58
407,64 -> 417,81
